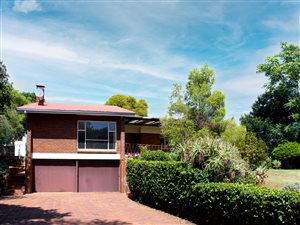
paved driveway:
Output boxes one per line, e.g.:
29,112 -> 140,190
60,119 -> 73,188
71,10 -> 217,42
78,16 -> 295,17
0,193 -> 193,225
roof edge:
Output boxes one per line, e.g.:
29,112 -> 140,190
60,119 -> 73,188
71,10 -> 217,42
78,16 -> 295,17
16,107 -> 135,117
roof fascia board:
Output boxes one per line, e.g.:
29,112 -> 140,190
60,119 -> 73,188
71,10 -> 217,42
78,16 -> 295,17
16,108 -> 135,117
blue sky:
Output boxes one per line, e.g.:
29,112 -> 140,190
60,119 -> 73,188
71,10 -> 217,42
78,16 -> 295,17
1,0 -> 299,119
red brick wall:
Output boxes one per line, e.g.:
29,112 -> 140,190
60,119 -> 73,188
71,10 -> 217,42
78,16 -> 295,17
28,114 -> 123,154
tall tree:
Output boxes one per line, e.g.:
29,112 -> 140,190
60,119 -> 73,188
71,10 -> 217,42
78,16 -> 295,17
241,42 -> 300,147
105,94 -> 148,116
0,61 -> 13,113
162,65 -> 226,145
185,65 -> 225,132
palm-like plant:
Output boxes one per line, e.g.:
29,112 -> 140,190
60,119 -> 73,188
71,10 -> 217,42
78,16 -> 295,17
172,137 -> 249,182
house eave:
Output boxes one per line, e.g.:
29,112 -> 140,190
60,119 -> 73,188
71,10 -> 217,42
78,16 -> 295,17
16,108 -> 135,117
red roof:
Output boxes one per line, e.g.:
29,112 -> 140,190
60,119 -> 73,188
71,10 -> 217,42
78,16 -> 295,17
17,102 -> 135,116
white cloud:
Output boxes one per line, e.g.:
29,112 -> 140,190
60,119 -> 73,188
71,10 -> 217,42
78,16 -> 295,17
3,35 -> 88,64
13,0 -> 42,13
263,13 -> 299,33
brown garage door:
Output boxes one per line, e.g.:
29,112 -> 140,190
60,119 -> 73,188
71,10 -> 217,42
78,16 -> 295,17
34,159 -> 119,192
34,160 -> 76,192
78,160 -> 119,192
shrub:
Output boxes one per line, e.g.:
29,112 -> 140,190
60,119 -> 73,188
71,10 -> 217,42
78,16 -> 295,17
127,160 -> 300,225
139,148 -> 171,161
272,142 -> 300,168
236,132 -> 269,169
272,159 -> 282,169
126,159 -> 208,213
187,183 -> 300,225
172,137 -> 249,182
282,182 -> 300,192
253,166 -> 268,184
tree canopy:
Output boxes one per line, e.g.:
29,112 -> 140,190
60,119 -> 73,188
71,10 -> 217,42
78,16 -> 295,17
0,61 -> 36,148
241,42 -> 300,147
0,61 -> 13,113
105,94 -> 148,116
162,65 -> 226,145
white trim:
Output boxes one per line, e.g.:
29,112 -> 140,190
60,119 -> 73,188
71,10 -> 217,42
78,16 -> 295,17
32,153 -> 120,160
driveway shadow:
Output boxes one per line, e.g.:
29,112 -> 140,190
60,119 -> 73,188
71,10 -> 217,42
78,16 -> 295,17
0,204 -> 131,225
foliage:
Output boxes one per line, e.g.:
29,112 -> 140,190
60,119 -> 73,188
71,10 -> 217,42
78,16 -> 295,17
105,94 -> 148,116
162,65 -> 226,145
172,137 -> 249,182
188,183 -> 300,225
0,61 -> 13,113
221,119 -> 247,145
253,166 -> 268,184
0,160 -> 9,193
272,142 -> 300,168
139,148 -> 173,161
127,159 -> 300,225
236,132 -> 269,169
126,159 -> 209,214
272,160 -> 282,169
185,65 -> 225,132
0,62 -> 36,149
282,182 -> 300,192
241,42 -> 300,147
161,117 -> 195,146
0,160 -> 9,176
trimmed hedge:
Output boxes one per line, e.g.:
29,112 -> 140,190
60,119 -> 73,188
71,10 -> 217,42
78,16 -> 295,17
139,149 -> 171,161
126,159 -> 208,213
127,159 -> 300,225
187,183 -> 300,225
272,142 -> 300,168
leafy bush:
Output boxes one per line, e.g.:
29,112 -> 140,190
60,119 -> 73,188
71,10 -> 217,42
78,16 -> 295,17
253,166 -> 268,184
126,159 -> 208,213
187,183 -> 300,225
139,148 -> 172,161
272,159 -> 282,169
236,132 -> 269,169
172,137 -> 249,182
127,159 -> 300,225
282,182 -> 300,192
272,142 -> 300,168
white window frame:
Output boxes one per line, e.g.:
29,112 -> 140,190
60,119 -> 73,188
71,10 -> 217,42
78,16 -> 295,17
77,120 -> 117,151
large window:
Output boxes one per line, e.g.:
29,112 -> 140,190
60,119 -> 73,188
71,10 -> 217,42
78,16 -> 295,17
77,121 -> 116,150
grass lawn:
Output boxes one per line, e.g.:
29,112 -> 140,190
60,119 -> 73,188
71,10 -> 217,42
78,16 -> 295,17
263,169 -> 300,190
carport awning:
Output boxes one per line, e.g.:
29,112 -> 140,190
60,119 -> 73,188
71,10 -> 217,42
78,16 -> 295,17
125,116 -> 161,127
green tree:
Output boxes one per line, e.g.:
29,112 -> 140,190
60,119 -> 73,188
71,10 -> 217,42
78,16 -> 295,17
0,61 -> 36,149
241,42 -> 300,147
185,65 -> 225,132
0,61 -> 13,113
162,65 -> 226,145
105,94 -> 148,116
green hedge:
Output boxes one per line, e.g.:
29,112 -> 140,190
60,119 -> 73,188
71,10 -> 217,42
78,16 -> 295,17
139,149 -> 171,161
187,183 -> 300,225
272,142 -> 300,168
126,159 -> 208,213
127,159 -> 300,225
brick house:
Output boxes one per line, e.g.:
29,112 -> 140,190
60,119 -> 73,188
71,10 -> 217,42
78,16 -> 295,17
17,88 -> 162,193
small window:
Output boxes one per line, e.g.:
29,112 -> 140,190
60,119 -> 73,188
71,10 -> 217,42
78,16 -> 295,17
77,121 -> 116,150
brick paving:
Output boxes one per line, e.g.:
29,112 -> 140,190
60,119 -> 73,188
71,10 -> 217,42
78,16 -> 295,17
0,193 -> 194,225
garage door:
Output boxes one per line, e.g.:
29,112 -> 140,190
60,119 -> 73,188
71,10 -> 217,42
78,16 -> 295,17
33,159 -> 119,192
34,160 -> 76,192
78,160 -> 119,192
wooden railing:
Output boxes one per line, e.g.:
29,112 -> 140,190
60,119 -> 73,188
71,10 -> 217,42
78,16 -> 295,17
125,143 -> 170,156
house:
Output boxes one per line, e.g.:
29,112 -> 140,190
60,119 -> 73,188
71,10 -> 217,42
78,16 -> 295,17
17,86 -> 163,193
